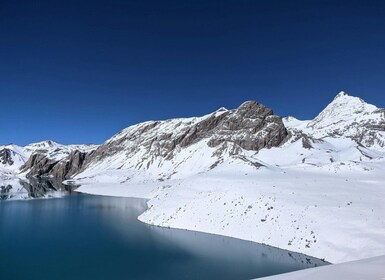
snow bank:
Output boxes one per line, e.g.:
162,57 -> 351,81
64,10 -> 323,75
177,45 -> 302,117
258,255 -> 385,280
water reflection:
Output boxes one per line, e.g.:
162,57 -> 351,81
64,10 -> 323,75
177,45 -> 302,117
0,178 -> 76,200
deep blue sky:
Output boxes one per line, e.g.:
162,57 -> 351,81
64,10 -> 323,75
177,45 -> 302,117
1,0 -> 385,145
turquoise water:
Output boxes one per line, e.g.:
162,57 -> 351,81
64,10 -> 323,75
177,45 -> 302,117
0,193 -> 327,280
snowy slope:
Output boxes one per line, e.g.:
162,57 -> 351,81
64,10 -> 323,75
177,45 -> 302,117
0,144 -> 29,171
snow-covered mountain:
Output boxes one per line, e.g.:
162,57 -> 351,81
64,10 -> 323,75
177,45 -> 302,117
288,91 -> 385,149
66,92 -> 385,184
3,91 -> 383,183
1,91 -> 385,264
0,141 -> 97,180
0,140 -> 97,199
71,101 -> 287,184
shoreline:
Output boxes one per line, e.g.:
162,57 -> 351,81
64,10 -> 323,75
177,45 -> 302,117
73,165 -> 385,265
74,189 -> 385,280
75,188 -> 330,263
74,188 -> 385,279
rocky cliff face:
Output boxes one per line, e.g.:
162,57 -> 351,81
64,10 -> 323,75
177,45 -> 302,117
20,147 -> 93,180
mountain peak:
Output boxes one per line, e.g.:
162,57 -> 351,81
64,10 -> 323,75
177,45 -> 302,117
305,92 -> 384,147
215,107 -> 228,113
334,91 -> 348,99
329,91 -> 381,112
25,140 -> 60,149
311,92 -> 378,125
332,91 -> 366,105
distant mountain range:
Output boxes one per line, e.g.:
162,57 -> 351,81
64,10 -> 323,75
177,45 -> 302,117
1,91 -> 384,185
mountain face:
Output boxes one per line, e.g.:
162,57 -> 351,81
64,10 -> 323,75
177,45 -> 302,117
71,101 -> 288,181
306,91 -> 385,148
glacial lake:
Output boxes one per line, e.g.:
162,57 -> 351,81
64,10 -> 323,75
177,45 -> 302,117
0,187 -> 327,280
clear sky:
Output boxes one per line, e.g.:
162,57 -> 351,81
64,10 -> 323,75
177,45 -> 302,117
1,0 -> 385,145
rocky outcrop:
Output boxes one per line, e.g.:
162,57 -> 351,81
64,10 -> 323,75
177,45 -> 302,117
50,150 -> 89,179
20,150 -> 89,180
20,153 -> 57,177
174,101 -> 286,151
0,148 -> 14,165
207,102 -> 287,150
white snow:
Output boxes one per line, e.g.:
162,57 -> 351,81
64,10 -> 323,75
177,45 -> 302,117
259,255 -> 385,280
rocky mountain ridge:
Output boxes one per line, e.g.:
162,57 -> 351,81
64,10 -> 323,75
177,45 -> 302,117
1,92 -> 384,183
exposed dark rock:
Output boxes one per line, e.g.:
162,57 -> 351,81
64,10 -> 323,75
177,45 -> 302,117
302,135 -> 313,149
49,150 -> 89,179
0,148 -> 15,165
21,150 -> 89,180
20,153 -> 57,177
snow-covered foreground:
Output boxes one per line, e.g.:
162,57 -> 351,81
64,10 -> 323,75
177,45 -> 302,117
259,255 -> 385,280
76,154 -> 385,264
